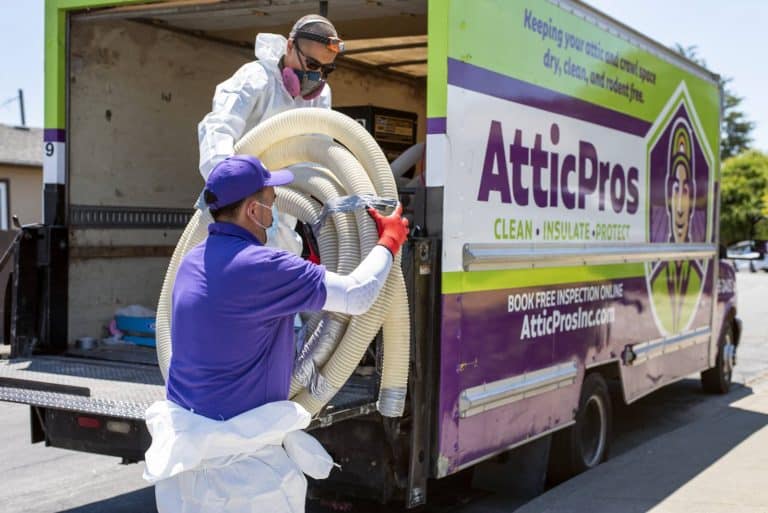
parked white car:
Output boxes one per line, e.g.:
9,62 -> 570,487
727,240 -> 768,272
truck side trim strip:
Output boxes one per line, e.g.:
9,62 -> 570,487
459,360 -> 578,418
629,326 -> 711,364
463,243 -> 716,271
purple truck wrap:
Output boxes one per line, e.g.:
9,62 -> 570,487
425,0 -> 726,476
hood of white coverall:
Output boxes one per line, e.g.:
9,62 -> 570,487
255,32 -> 287,69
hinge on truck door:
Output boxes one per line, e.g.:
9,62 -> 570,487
10,225 -> 68,357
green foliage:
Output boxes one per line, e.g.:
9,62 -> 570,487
721,82 -> 755,160
764,190 -> 768,219
719,150 -> 768,245
674,44 -> 754,160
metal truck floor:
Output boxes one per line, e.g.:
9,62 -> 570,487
66,344 -> 159,365
0,354 -> 378,427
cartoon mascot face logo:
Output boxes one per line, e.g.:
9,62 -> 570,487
667,122 -> 695,244
647,113 -> 708,336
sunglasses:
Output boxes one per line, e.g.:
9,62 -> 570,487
295,42 -> 336,76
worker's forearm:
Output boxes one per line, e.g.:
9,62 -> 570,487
322,245 -> 392,315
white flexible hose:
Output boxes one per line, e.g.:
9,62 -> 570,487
156,208 -> 213,382
390,142 -> 424,178
237,119 -> 409,416
155,108 -> 411,417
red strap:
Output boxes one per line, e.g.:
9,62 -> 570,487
307,241 -> 320,264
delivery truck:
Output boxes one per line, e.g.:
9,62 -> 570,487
0,0 -> 740,507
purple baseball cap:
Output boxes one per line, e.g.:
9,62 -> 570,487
204,155 -> 294,210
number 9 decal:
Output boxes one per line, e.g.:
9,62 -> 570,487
45,142 -> 54,157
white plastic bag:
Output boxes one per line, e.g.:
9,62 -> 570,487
115,304 -> 156,317
266,210 -> 303,256
284,430 -> 336,479
144,400 -> 334,513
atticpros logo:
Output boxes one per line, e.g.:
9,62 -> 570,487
476,121 -> 640,214
645,94 -> 713,335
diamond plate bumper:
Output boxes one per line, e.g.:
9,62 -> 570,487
0,356 -> 164,418
0,356 -> 378,426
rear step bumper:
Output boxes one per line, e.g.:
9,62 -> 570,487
1,386 -> 152,418
0,356 -> 379,426
0,355 -> 165,416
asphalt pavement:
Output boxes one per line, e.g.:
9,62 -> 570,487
512,271 -> 768,513
0,272 -> 766,513
515,378 -> 768,513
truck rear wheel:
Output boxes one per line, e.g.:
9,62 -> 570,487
548,373 -> 612,484
701,323 -> 736,394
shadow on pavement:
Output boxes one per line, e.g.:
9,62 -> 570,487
54,382 -> 767,513
515,382 -> 768,512
611,378 -> 754,456
58,487 -> 156,513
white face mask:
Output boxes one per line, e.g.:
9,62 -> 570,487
255,203 -> 303,256
265,203 -> 279,243
252,202 -> 277,242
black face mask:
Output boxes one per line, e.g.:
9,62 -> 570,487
280,52 -> 325,99
296,69 -> 325,97
294,41 -> 333,96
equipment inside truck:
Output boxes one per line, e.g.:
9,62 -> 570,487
4,2 -> 431,499
64,4 -> 426,368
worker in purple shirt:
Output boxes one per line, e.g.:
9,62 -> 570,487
167,155 -> 408,420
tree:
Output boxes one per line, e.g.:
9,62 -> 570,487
719,150 -> 768,245
721,80 -> 755,160
674,44 -> 754,160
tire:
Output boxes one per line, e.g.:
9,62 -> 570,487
547,373 -> 612,484
701,323 -> 736,394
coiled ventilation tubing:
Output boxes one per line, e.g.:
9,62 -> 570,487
156,108 -> 411,417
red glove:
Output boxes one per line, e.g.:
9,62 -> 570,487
368,204 -> 409,256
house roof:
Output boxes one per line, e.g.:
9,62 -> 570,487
0,124 -> 43,167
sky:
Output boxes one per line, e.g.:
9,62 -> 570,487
587,0 -> 767,152
0,1 -> 44,130
0,1 -> 765,152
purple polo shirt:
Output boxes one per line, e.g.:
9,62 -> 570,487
166,222 -> 327,420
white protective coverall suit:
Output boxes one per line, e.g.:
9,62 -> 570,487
143,400 -> 335,513
196,32 -> 331,251
197,32 -> 332,181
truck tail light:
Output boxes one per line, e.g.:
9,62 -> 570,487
77,416 -> 101,429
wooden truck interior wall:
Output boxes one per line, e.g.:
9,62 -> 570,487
67,16 -> 426,343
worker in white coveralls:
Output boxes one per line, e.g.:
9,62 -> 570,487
197,13 -> 340,180
141,14 -> 410,512
143,155 -> 409,512
194,13 -> 342,252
